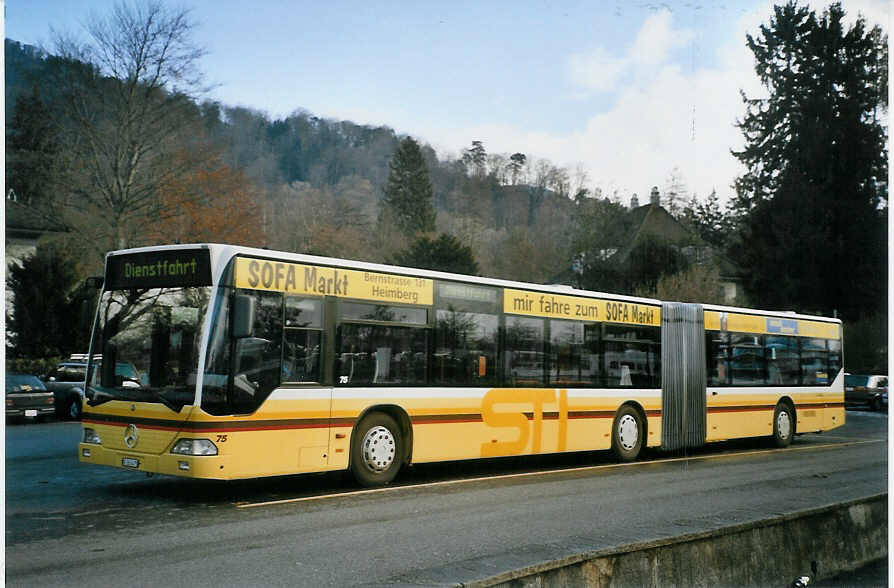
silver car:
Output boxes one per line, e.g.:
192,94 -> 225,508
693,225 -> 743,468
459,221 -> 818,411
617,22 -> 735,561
844,374 -> 888,411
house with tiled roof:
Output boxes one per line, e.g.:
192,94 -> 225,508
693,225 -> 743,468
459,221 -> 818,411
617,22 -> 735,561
5,193 -> 68,323
561,187 -> 742,303
5,191 -> 67,267
620,187 -> 742,303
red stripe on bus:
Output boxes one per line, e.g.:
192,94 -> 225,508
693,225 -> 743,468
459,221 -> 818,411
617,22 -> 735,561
707,405 -> 776,413
409,409 -> 664,425
82,416 -> 351,432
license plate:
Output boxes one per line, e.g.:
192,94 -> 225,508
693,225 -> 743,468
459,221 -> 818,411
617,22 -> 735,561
25,409 -> 37,417
121,457 -> 140,468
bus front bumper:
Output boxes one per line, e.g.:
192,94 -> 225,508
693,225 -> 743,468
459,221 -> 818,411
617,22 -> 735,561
79,443 -> 230,479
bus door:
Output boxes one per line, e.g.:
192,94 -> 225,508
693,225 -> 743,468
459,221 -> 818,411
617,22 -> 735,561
227,290 -> 332,473
660,302 -> 707,451
280,295 -> 331,470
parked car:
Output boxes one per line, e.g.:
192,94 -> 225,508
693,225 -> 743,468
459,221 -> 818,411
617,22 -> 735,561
43,356 -> 142,420
42,362 -> 88,420
6,373 -> 55,421
844,373 -> 888,411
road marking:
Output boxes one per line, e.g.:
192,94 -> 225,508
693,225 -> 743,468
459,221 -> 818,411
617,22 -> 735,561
235,439 -> 885,509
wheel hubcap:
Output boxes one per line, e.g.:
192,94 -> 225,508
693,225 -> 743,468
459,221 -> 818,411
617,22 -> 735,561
361,426 -> 396,473
618,414 -> 639,451
777,410 -> 791,440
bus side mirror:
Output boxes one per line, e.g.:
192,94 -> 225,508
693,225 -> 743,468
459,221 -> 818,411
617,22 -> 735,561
85,276 -> 104,289
233,295 -> 256,339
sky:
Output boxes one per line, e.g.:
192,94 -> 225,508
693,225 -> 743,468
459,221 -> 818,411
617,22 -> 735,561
4,0 -> 889,205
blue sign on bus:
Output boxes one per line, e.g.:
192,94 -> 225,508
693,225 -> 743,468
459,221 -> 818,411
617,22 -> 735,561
766,318 -> 799,335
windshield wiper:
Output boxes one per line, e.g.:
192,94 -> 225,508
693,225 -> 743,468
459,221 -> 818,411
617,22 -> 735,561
87,389 -> 117,407
153,390 -> 186,414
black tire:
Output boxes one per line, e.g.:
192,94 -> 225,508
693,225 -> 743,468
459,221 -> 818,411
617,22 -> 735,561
869,397 -> 881,412
612,405 -> 644,462
350,412 -> 403,487
772,402 -> 794,448
68,396 -> 82,421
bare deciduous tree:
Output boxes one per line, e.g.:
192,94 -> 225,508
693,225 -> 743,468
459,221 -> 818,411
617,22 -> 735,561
48,0 -> 208,254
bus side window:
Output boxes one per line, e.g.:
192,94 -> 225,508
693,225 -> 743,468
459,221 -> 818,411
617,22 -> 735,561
282,297 -> 323,383
548,320 -> 585,387
434,309 -> 499,386
335,302 -> 429,386
707,331 -> 730,386
827,339 -> 842,380
602,325 -> 660,388
504,317 -> 545,387
800,337 -> 829,385
336,324 -> 427,385
433,281 -> 500,387
730,333 -> 766,386
765,335 -> 799,385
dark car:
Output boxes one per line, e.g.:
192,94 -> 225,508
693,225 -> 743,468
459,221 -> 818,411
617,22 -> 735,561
43,358 -> 142,420
844,374 -> 888,411
43,362 -> 89,420
6,373 -> 55,421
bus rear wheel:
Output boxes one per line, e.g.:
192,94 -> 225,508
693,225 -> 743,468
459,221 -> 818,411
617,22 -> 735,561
350,412 -> 403,487
612,405 -> 643,462
772,402 -> 794,448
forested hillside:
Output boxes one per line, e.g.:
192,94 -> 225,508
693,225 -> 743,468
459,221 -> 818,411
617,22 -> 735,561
6,38 -> 583,284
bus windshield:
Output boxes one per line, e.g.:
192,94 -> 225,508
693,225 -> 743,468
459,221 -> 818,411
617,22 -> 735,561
87,286 -> 211,413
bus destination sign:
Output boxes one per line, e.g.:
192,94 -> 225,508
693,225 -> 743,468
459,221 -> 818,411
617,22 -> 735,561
106,249 -> 213,290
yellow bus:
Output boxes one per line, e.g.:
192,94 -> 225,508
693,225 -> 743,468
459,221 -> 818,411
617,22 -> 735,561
78,244 -> 844,486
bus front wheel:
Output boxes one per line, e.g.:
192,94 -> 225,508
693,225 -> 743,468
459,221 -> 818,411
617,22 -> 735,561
350,412 -> 403,487
612,405 -> 643,462
772,402 -> 794,448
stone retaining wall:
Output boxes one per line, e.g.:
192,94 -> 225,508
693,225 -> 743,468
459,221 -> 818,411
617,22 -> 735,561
464,493 -> 887,587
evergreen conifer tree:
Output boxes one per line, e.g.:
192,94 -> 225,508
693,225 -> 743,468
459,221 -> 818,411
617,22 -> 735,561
732,1 -> 887,319
391,233 -> 479,275
6,85 -> 59,207
380,136 -> 436,236
7,244 -> 83,358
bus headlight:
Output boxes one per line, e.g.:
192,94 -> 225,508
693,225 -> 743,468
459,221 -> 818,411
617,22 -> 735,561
83,428 -> 102,445
170,439 -> 218,456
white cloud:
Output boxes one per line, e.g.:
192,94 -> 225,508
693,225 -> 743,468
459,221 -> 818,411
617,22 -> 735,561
567,47 -> 627,93
567,9 -> 696,94
565,62 -> 746,201
421,0 -> 887,207
557,8 -> 741,201
629,9 -> 696,66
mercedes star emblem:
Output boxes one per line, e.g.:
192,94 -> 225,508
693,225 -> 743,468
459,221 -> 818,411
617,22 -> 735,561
124,424 -> 139,449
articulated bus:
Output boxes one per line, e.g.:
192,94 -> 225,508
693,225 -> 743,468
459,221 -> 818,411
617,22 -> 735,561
78,244 -> 844,486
